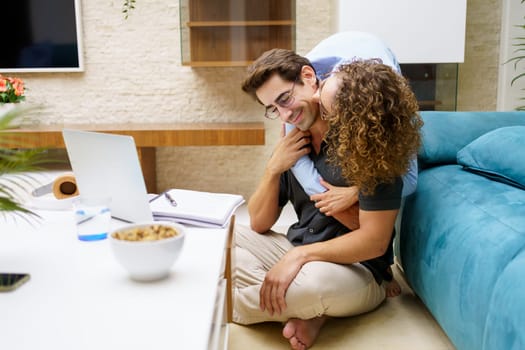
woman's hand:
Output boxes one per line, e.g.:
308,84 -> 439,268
310,179 -> 359,216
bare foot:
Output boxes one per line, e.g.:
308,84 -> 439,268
385,278 -> 402,297
282,316 -> 328,350
384,266 -> 402,297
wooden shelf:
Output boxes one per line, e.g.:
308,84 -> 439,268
0,122 -> 265,148
181,0 -> 295,67
1,122 -> 265,193
187,20 -> 295,27
182,60 -> 253,67
418,100 -> 442,107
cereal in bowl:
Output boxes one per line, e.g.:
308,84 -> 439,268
112,224 -> 179,241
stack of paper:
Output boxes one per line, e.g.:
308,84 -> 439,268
149,189 -> 244,228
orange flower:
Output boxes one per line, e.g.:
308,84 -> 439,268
8,77 -> 24,96
0,74 -> 25,103
0,78 -> 7,93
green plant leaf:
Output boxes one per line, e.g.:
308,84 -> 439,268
506,7 -> 525,110
511,71 -> 525,86
123,0 -> 136,19
0,103 -> 49,219
0,196 -> 33,213
0,196 -> 40,225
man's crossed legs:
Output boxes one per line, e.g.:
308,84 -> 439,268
232,224 -> 387,349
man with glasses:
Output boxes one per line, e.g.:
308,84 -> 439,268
234,31 -> 416,350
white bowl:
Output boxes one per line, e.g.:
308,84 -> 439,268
109,221 -> 185,281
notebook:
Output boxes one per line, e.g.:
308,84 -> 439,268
150,189 -> 244,228
62,129 -> 154,223
62,129 -> 244,227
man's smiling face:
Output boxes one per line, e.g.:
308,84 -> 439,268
256,68 -> 320,131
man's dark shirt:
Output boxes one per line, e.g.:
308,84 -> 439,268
278,141 -> 402,283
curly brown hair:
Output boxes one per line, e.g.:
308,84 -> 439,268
325,59 -> 423,195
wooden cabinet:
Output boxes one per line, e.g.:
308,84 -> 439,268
180,0 -> 296,67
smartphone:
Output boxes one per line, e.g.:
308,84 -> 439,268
0,273 -> 30,292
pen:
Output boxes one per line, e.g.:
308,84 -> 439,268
164,192 -> 178,207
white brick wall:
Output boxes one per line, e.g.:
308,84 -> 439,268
10,0 -> 501,200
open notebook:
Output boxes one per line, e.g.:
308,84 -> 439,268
149,189 -> 244,228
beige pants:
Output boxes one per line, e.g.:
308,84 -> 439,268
232,224 -> 386,325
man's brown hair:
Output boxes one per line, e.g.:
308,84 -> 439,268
241,48 -> 316,101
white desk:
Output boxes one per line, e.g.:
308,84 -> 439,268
0,210 -> 229,350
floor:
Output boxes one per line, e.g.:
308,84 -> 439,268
229,205 -> 455,350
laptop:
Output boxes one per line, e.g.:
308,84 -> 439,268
62,129 -> 154,223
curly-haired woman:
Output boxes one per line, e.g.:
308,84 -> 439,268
320,59 -> 423,196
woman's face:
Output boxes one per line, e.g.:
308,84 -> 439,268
314,73 -> 341,120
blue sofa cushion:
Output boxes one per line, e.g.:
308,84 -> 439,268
418,111 -> 525,167
457,126 -> 525,190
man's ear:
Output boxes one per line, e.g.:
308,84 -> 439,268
300,65 -> 317,86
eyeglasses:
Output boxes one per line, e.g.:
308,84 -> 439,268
264,79 -> 297,120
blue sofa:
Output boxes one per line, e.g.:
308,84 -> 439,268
397,111 -> 525,350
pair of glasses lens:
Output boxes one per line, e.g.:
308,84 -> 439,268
264,81 -> 297,119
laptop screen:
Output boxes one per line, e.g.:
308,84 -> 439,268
62,129 -> 154,223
